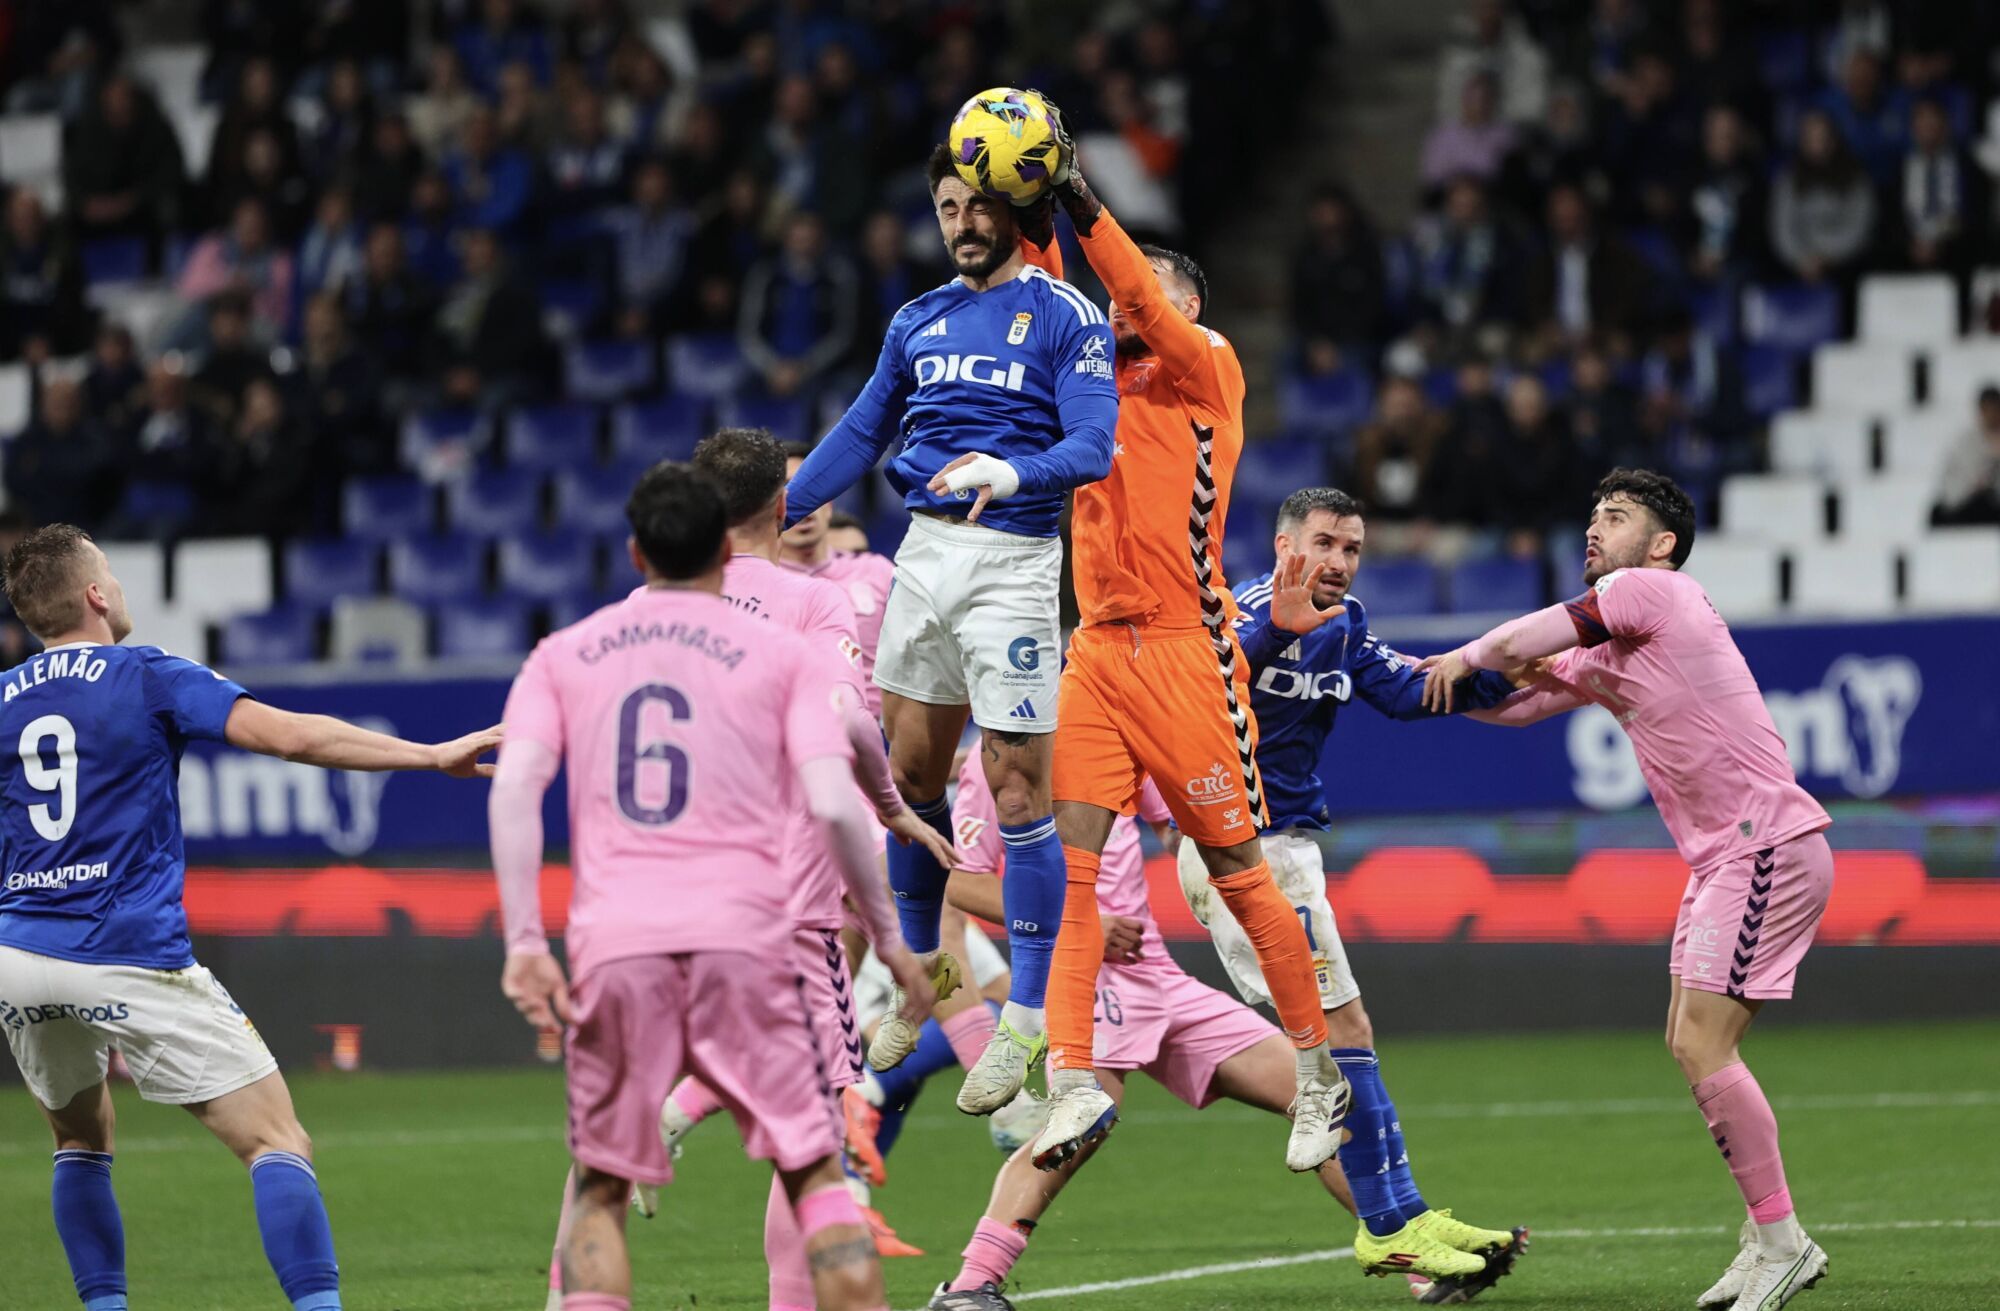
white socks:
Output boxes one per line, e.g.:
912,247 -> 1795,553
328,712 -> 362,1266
1000,1001 -> 1044,1038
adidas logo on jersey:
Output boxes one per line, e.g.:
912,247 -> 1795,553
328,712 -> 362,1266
1008,698 -> 1037,720
1282,639 -> 1302,661
921,317 -> 948,337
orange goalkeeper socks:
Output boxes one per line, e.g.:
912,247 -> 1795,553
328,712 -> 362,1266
1209,861 -> 1330,1049
1046,845 -> 1104,1073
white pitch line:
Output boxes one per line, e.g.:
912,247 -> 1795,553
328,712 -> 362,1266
904,1217 -> 2000,1310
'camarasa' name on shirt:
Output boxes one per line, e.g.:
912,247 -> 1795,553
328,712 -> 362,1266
576,619 -> 747,670
3,649 -> 111,701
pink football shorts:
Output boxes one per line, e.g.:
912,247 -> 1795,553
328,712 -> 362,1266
1093,958 -> 1276,1107
1671,830 -> 1834,1000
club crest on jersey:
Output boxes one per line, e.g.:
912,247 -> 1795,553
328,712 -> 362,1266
1007,311 -> 1032,345
914,353 -> 1026,392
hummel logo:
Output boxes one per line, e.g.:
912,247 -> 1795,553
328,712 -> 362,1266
1009,698 -> 1037,720
921,318 -> 948,338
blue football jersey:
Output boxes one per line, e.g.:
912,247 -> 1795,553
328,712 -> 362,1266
786,266 -> 1118,538
0,643 -> 247,968
1230,575 -> 1517,832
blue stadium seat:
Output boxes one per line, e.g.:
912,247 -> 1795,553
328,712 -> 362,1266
1349,558 -> 1440,618
609,394 -> 705,463
1278,367 -> 1373,437
400,408 -> 491,474
446,466 -> 544,535
114,481 -> 195,533
389,533 -> 487,603
283,538 -> 380,607
81,237 -> 149,285
498,530 -> 596,601
548,590 -> 626,629
342,476 -> 434,540
1741,345 -> 1800,418
1741,283 -> 1843,354
219,607 -> 318,665
1447,556 -> 1546,614
716,394 -> 808,442
564,339 -> 657,401
665,332 -> 750,399
435,596 -> 534,659
1235,433 -> 1328,499
1222,530 -> 1269,584
507,403 -> 600,471
554,463 -> 641,534
538,278 -> 603,339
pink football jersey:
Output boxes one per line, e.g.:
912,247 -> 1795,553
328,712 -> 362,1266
723,553 -> 869,930
501,586 -> 852,978
785,550 -> 894,719
953,753 -> 1174,958
1543,567 -> 1831,870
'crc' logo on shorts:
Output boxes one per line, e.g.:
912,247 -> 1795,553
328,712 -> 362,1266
1008,637 -> 1040,673
1184,762 -> 1239,807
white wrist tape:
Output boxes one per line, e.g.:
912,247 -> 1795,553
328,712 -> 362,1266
940,453 -> 1021,502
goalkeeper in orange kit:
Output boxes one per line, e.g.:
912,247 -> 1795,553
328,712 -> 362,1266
1014,102 -> 1351,1176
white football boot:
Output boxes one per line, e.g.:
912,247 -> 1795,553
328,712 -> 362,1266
1729,1234 -> 1828,1311
1698,1218 -> 1759,1308
1285,1061 -> 1352,1172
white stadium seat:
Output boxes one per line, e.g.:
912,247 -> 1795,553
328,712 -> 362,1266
1789,538 -> 1897,616
1882,409 -> 1966,481
0,114 -> 61,185
139,606 -> 210,662
1682,536 -> 1782,620
1857,273 -> 1958,346
173,539 -> 274,624
1836,474 -> 1941,543
1904,527 -> 2000,611
99,542 -> 168,619
131,45 -> 206,111
1768,411 -> 1873,479
171,104 -> 219,180
1719,474 -> 1826,544
1925,340 -> 2000,410
0,362 -> 31,435
330,597 -> 427,666
1811,342 -> 1914,412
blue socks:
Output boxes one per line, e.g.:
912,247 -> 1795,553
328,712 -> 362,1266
249,1151 -> 342,1309
886,795 -> 954,953
53,1150 -> 126,1310
998,818 -> 1065,1007
1333,1048 -> 1426,1236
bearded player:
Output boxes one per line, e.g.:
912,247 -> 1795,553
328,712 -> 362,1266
1010,110 -> 1348,1172
1420,469 -> 1833,1311
784,145 -> 1118,1115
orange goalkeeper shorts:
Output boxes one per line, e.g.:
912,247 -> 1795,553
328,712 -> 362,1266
1051,623 -> 1268,848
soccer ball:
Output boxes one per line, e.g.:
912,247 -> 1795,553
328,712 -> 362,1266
948,87 -> 1063,204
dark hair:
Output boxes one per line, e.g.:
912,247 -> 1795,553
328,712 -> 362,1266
1979,385 -> 2000,408
1276,487 -> 1365,534
779,440 -> 814,462
827,509 -> 865,539
1137,243 -> 1207,320
626,463 -> 729,580
927,142 -> 958,193
691,427 -> 789,526
3,524 -> 97,639
1593,468 -> 1696,568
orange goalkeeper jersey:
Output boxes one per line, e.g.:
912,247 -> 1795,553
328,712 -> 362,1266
1026,212 -> 1246,630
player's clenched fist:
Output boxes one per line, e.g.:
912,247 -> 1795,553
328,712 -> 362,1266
502,950 -> 573,1030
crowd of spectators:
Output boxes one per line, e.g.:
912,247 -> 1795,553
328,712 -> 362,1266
1286,0 -> 2000,557
0,0 -> 1328,544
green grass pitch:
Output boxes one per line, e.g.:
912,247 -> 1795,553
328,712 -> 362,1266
4,1019 -> 1996,1309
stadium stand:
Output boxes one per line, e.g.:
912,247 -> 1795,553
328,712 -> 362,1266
1,1 -> 1998,666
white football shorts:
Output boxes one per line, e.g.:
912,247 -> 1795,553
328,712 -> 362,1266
854,921 -> 1009,1029
1176,828 -> 1360,1012
0,945 -> 278,1108
874,513 -> 1062,734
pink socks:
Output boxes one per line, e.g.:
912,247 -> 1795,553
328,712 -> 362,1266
670,1077 -> 726,1124
950,1217 -> 1030,1292
562,1296 -> 630,1310
1693,1062 -> 1793,1223
942,1005 -> 998,1072
764,1175 -> 814,1309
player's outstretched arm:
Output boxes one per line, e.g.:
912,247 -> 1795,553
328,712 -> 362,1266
488,737 -> 569,1028
783,313 -> 914,527
1418,602 -> 1584,713
224,699 -> 502,776
1340,599 -> 1518,721
800,756 -> 936,1022
1467,680 -> 1590,727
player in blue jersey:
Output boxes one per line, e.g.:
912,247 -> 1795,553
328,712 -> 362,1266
0,526 -> 501,1311
1172,488 -> 1532,1299
784,143 -> 1118,1114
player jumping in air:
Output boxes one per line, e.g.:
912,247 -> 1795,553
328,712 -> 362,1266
491,463 -> 935,1311
0,525 -> 501,1311
1420,469 -> 1834,1311
1012,110 -> 1349,1173
784,145 -> 1118,1114
1186,486 -> 1529,1296
926,759 -> 1371,1311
